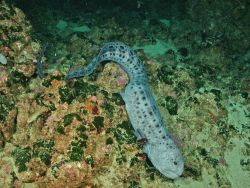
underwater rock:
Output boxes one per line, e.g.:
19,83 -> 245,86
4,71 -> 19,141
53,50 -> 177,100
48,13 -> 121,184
56,20 -> 68,30
0,0 -> 249,187
0,53 -> 7,64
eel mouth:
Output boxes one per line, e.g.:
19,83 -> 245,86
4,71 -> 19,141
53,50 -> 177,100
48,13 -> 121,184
164,168 -> 183,179
160,161 -> 184,179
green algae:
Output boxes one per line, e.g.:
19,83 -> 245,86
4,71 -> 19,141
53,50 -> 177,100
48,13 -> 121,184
69,140 -> 85,161
11,70 -> 31,85
59,86 -> 75,104
157,65 -> 174,85
74,80 -> 98,99
92,116 -> 104,132
129,156 -> 139,167
174,81 -> 188,94
56,125 -> 65,134
105,137 -> 113,145
68,125 -> 88,161
103,101 -> 114,116
163,96 -> 178,115
33,139 -> 54,166
128,180 -> 140,188
63,113 -> 81,126
12,147 -> 31,172
210,89 -> 222,106
69,139 -> 86,161
198,147 -> 208,157
85,155 -> 94,165
34,93 -> 56,111
106,121 -> 136,145
116,149 -> 127,164
100,89 -> 109,99
185,165 -> 201,177
112,93 -> 125,106
51,161 -> 65,178
0,93 -> 14,122
34,93 -> 44,105
47,102 -> 56,111
76,124 -> 87,133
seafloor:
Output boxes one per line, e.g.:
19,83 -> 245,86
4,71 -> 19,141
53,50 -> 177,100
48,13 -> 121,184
0,0 -> 249,187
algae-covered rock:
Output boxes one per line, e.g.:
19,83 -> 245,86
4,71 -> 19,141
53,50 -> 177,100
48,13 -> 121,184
0,0 -> 249,187
56,20 -> 68,30
0,93 -> 14,122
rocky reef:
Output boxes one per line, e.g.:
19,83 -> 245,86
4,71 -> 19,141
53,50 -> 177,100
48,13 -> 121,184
0,0 -> 249,187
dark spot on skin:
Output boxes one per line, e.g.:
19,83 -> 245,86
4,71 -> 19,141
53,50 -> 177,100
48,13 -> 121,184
149,111 -> 153,115
145,103 -> 148,106
144,115 -> 147,117
174,161 -> 178,165
153,119 -> 156,122
156,124 -> 159,127
162,136 -> 166,139
159,131 -> 162,133
142,97 -> 146,100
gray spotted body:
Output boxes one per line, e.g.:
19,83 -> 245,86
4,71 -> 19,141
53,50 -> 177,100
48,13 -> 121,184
66,42 -> 184,179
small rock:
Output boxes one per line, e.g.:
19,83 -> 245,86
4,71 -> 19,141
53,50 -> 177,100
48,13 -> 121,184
0,53 -> 7,65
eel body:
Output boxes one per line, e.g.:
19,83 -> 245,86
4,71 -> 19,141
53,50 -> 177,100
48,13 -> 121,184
66,42 -> 184,179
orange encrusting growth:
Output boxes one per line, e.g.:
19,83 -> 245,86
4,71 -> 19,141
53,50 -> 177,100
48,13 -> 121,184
86,98 -> 92,112
51,79 -> 60,87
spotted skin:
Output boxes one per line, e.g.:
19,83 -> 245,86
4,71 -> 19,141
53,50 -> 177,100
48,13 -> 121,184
66,42 -> 184,179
